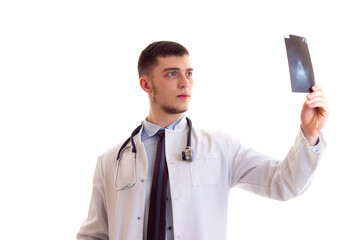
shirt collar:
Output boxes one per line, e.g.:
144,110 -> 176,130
142,115 -> 185,137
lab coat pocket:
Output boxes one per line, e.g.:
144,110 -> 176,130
189,153 -> 221,186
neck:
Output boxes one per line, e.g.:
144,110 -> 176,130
147,111 -> 184,128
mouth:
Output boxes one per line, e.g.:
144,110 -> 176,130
177,94 -> 191,100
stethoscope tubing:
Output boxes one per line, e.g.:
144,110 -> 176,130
113,117 -> 192,191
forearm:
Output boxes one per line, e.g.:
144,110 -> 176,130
301,125 -> 319,146
233,129 -> 326,201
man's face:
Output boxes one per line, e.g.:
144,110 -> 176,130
148,55 -> 193,115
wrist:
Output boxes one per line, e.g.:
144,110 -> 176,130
300,126 -> 319,146
306,135 -> 319,146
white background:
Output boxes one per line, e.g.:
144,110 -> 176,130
1,0 -> 359,239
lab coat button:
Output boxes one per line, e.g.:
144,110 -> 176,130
137,217 -> 141,220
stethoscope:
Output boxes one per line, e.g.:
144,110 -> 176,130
113,117 -> 193,191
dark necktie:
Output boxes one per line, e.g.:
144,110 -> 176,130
147,130 -> 168,240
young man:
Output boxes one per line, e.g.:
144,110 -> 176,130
77,41 -> 329,240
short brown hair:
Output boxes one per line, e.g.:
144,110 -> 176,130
137,41 -> 189,78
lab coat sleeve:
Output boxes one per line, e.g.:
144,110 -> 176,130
230,129 -> 326,201
77,156 -> 109,240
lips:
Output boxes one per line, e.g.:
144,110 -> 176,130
177,94 -> 190,100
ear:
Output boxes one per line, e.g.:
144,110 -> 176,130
140,76 -> 152,93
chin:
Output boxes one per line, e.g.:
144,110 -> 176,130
162,106 -> 188,115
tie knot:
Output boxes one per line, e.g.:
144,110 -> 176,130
157,129 -> 165,137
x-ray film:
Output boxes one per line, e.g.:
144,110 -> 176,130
284,34 -> 315,93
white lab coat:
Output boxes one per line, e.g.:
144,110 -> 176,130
77,117 -> 325,240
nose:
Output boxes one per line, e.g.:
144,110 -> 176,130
178,73 -> 191,89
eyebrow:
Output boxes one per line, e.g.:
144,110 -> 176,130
162,67 -> 194,72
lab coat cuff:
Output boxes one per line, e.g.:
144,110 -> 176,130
298,127 -> 326,153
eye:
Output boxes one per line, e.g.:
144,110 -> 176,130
168,72 -> 176,77
186,72 -> 192,77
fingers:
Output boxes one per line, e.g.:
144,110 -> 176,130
306,85 -> 326,106
305,85 -> 330,113
311,85 -> 322,92
307,85 -> 324,99
306,97 -> 327,109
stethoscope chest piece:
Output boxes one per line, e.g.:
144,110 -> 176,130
182,146 -> 192,161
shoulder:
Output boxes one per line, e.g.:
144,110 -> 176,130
192,125 -> 234,148
97,142 -> 123,169
102,143 -> 122,159
193,126 -> 229,140
191,124 -> 248,153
